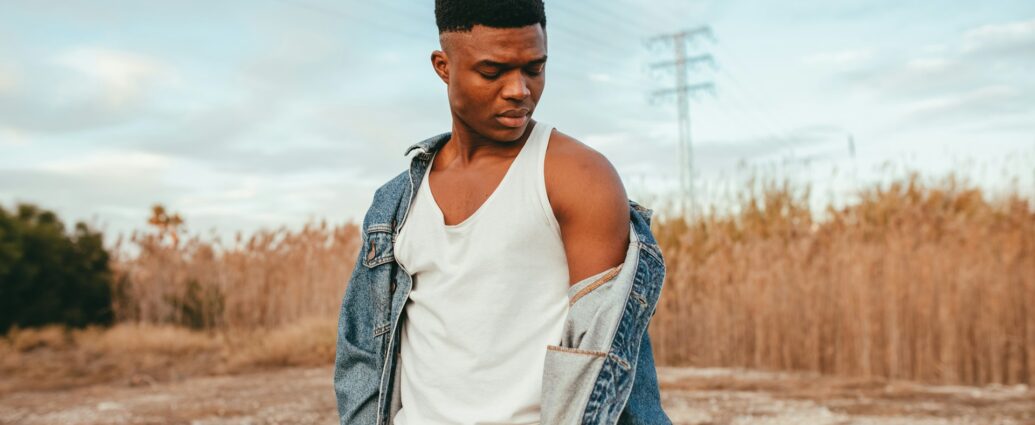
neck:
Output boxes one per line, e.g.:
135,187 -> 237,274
442,116 -> 536,166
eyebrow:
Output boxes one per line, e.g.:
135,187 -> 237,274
474,55 -> 548,68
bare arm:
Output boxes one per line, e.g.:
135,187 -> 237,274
544,130 -> 630,285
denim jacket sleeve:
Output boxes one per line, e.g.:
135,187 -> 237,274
617,331 -> 670,424
333,233 -> 380,425
539,202 -> 672,424
335,172 -> 411,425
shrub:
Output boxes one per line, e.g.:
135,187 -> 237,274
0,203 -> 113,331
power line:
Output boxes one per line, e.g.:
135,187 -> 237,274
713,48 -> 797,146
636,2 -> 816,164
549,3 -> 840,190
543,19 -> 647,71
274,0 -> 652,90
274,0 -> 430,41
599,0 -> 686,38
374,0 -> 434,30
647,26 -> 717,217
548,1 -> 647,52
563,1 -> 653,41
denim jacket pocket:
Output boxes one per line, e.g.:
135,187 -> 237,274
541,345 -> 609,424
362,224 -> 395,268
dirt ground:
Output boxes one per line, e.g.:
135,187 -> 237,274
1,366 -> 1032,425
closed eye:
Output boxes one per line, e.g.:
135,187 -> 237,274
525,63 -> 545,76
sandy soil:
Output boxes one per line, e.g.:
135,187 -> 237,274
657,367 -> 1034,425
1,366 -> 1032,425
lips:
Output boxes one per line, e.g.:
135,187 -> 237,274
496,109 -> 529,128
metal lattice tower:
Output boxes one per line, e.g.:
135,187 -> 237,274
647,27 -> 716,216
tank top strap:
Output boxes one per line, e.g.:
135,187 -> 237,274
528,121 -> 561,236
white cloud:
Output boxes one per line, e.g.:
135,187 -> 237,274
39,151 -> 175,177
53,47 -> 174,106
833,17 -> 1035,111
0,65 -> 16,93
804,48 -> 874,68
901,85 -> 1015,114
0,47 -> 174,134
962,18 -> 1035,54
904,57 -> 952,72
0,126 -> 27,146
895,85 -> 1023,127
920,43 -> 950,54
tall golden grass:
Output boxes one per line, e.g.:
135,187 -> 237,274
110,220 -> 360,328
88,174 -> 1034,387
649,174 -> 1034,386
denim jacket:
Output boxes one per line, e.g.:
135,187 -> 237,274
334,131 -> 672,425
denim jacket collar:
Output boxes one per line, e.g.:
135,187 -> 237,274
403,132 -> 450,157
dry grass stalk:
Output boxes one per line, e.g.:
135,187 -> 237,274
98,174 -> 1034,387
649,174 -> 1035,386
110,220 -> 360,329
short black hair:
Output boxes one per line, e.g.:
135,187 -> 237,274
435,0 -> 546,33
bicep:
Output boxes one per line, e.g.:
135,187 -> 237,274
549,150 -> 630,285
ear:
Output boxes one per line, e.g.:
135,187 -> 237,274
431,50 -> 449,85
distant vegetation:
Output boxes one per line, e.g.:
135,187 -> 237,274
1,173 -> 1032,389
650,174 -> 1034,386
109,205 -> 360,329
0,204 -> 114,331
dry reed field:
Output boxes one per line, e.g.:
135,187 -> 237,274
109,219 -> 360,329
2,174 -> 1032,399
650,175 -> 1035,387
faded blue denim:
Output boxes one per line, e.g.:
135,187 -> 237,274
334,131 -> 671,425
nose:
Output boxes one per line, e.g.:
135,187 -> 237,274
500,72 -> 530,101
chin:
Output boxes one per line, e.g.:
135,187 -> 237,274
498,128 -> 525,142
491,123 -> 529,142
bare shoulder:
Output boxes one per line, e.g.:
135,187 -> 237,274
544,128 -> 630,283
544,129 -> 628,226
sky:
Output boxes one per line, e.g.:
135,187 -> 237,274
1,0 -> 1033,241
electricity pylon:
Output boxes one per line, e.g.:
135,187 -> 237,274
646,26 -> 716,217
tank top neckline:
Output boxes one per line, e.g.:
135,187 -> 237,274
422,121 -> 547,231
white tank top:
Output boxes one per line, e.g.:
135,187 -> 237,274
392,121 -> 569,425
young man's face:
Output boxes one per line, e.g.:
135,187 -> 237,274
433,24 -> 547,142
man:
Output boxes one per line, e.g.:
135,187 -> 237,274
334,1 -> 670,424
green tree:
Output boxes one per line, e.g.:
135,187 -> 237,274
0,203 -> 114,331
